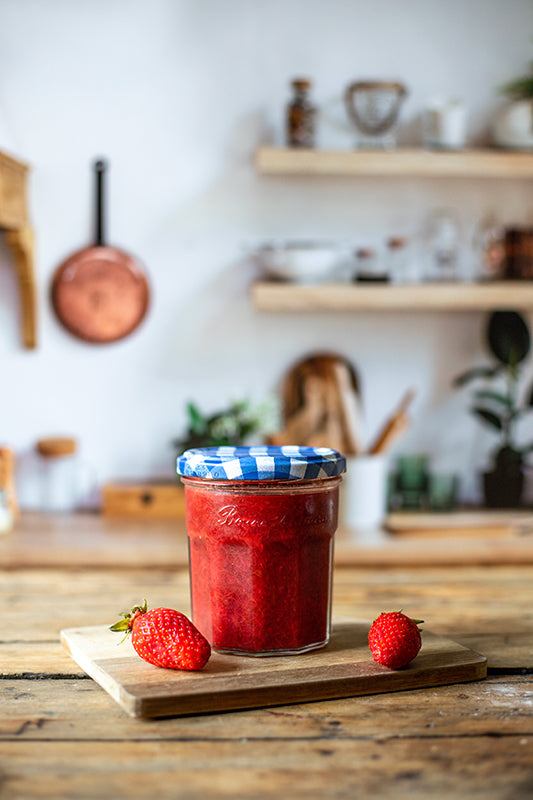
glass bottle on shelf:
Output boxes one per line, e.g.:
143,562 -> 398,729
286,79 -> 316,148
472,215 -> 505,281
422,209 -> 461,282
355,248 -> 389,282
386,237 -> 411,283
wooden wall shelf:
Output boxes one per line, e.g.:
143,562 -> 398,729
255,146 -> 533,179
251,281 -> 533,312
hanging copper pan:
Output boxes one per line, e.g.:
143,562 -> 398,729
51,159 -> 150,344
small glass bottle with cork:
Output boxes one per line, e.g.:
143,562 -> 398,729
286,78 -> 316,148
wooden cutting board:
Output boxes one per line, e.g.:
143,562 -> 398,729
61,620 -> 487,719
386,510 -> 533,538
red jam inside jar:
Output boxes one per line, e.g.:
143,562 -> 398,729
177,446 -> 345,656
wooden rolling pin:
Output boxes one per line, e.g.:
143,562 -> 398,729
368,389 -> 416,455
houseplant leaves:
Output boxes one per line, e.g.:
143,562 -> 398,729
487,311 -> 530,365
471,407 -> 503,431
452,365 -> 501,387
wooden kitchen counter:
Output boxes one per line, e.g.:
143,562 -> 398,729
4,510 -> 533,568
2,512 -> 533,798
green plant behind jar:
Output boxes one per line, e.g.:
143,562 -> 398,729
453,311 -> 533,472
499,52 -> 533,100
173,399 -> 272,454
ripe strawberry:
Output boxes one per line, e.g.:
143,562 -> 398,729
368,611 -> 423,669
110,600 -> 211,670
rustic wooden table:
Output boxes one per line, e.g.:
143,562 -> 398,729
2,513 -> 533,798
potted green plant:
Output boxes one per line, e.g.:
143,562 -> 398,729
173,398 -> 271,454
492,59 -> 533,150
453,311 -> 533,508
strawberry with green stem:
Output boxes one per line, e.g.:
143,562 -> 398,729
110,600 -> 211,671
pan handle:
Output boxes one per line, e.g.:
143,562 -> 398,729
94,159 -> 107,246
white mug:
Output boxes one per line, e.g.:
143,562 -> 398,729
340,455 -> 387,530
423,98 -> 466,150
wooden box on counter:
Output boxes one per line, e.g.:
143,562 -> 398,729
102,482 -> 186,518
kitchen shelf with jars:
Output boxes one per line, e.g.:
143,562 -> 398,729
251,281 -> 533,313
251,75 -> 533,314
255,145 -> 533,179
250,210 -> 533,313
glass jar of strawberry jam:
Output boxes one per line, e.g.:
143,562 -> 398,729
177,446 -> 345,657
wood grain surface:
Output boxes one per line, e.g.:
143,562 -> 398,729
3,513 -> 533,799
60,622 -> 486,718
5,511 -> 533,570
254,145 -> 533,178
251,280 -> 533,314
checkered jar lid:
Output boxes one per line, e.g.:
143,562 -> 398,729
176,445 -> 346,481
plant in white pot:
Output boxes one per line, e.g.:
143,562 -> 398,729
492,60 -> 533,150
453,311 -> 533,508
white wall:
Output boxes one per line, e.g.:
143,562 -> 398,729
1,0 -> 533,507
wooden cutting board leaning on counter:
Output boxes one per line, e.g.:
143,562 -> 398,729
267,351 -> 414,457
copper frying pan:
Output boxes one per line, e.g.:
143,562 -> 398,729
51,159 -> 150,343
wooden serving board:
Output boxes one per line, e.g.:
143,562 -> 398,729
61,621 -> 487,719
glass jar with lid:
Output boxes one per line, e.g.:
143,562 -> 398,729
423,209 -> 461,282
472,215 -> 505,281
355,248 -> 389,282
177,445 -> 346,656
36,437 -> 79,512
345,81 -> 407,149
386,237 -> 416,283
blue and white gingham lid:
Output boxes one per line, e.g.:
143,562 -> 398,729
176,445 -> 346,481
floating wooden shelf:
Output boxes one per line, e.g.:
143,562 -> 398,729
255,146 -> 533,179
251,281 -> 533,312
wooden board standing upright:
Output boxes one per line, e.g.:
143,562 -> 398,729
61,620 -> 487,719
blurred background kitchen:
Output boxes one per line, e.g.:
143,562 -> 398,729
1,0 -> 533,520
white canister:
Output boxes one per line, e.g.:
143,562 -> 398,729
340,455 -> 387,530
423,98 -> 466,150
